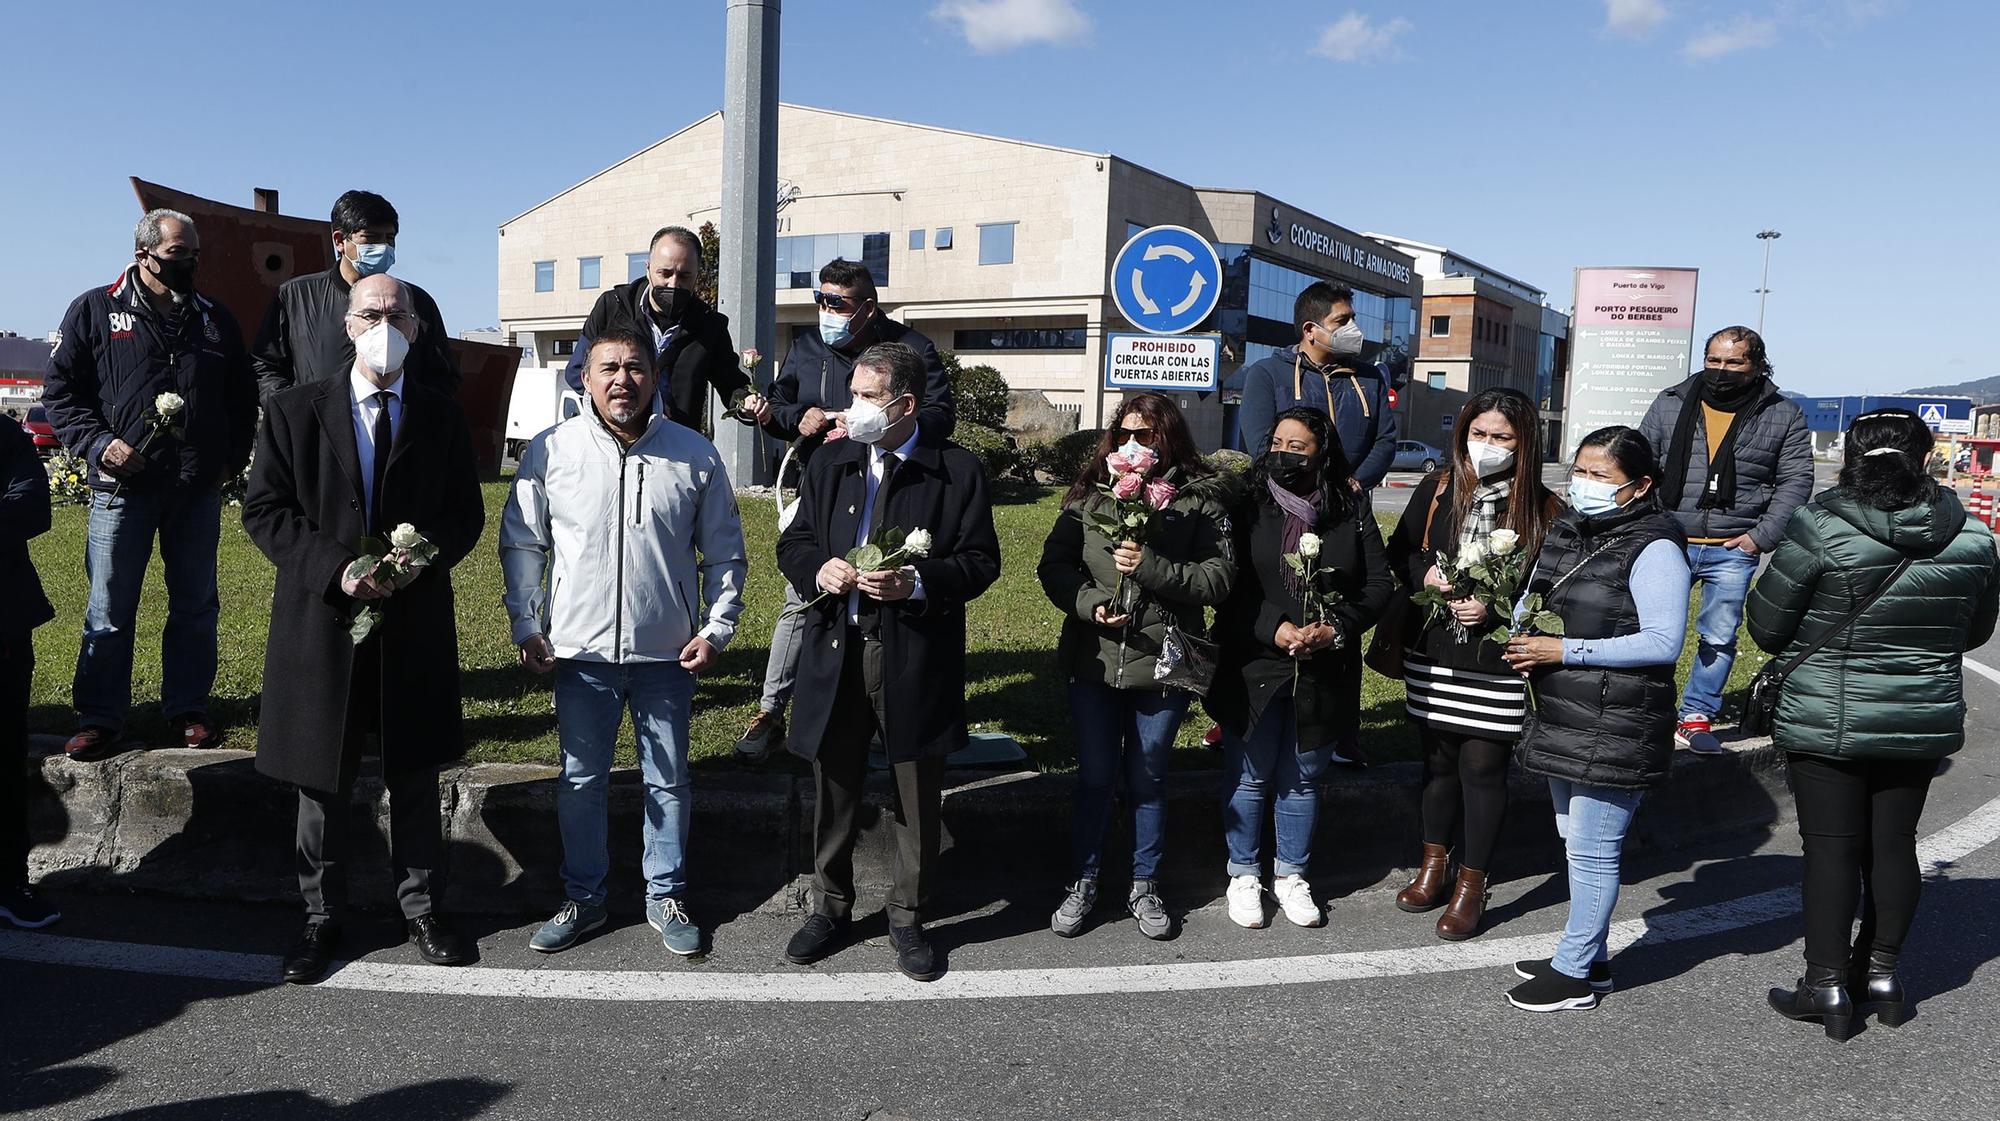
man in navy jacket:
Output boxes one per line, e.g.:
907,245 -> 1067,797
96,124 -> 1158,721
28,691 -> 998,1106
1234,281 -> 1397,488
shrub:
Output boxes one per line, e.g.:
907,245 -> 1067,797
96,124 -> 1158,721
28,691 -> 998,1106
954,422 -> 1018,481
1032,427 -> 1105,487
1204,449 -> 1254,476
942,351 -> 1011,432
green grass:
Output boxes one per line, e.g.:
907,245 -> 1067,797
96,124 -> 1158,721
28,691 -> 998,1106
24,487 -> 1762,771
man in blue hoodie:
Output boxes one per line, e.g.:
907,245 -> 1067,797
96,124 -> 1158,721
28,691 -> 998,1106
1234,281 -> 1397,488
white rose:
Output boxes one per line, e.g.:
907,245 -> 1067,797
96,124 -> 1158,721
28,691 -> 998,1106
1298,532 -> 1322,559
903,528 -> 933,558
1460,540 -> 1487,566
1488,529 -> 1519,556
154,391 -> 186,417
389,523 -> 423,549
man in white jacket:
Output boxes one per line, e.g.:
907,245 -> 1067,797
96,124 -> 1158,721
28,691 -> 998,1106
499,328 -> 747,956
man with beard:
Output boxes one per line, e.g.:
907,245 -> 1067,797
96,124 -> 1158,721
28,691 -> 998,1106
1639,326 -> 1813,754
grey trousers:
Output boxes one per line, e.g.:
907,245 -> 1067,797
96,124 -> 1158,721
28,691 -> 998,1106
296,767 -> 443,922
757,581 -> 808,713
810,629 -> 944,926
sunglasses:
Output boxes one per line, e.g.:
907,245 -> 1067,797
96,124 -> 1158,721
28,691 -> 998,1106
1116,426 -> 1158,444
814,292 -> 867,312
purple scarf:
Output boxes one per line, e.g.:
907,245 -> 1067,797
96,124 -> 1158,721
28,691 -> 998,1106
1266,478 -> 1321,598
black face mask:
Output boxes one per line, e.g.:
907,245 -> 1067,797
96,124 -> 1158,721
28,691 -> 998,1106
1702,366 -> 1762,408
650,285 -> 689,321
146,252 -> 198,294
1265,450 -> 1317,492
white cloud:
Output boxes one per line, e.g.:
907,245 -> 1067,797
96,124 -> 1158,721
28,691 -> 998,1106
930,0 -> 1091,54
1682,15 -> 1779,61
1604,0 -> 1670,38
1309,12 -> 1414,64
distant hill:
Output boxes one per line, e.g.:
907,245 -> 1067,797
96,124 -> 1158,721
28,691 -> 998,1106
1904,374 -> 2000,406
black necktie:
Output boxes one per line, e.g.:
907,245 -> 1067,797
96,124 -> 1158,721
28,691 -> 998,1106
857,451 -> 902,634
369,391 -> 394,534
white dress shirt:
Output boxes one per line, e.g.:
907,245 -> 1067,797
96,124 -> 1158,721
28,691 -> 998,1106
848,427 -> 924,623
350,366 -> 405,518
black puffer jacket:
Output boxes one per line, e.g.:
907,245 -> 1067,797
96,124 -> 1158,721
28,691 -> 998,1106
1637,372 -> 1813,549
561,278 -> 749,436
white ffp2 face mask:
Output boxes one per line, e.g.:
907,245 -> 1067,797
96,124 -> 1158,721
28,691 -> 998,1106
844,397 -> 902,444
1466,440 -> 1515,478
355,322 -> 410,375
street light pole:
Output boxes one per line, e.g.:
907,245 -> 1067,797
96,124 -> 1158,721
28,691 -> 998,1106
1754,228 -> 1781,334
718,0 -> 780,485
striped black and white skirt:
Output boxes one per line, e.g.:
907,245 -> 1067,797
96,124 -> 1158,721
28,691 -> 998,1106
1403,653 -> 1529,738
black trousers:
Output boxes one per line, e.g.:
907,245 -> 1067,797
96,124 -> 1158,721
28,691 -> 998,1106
295,643 -> 444,922
2,632 -> 32,887
1788,752 -> 1941,969
811,628 -> 944,927
1418,726 -> 1512,872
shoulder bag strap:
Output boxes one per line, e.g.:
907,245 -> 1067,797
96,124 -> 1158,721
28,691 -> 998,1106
1418,471 -> 1448,551
1769,555 -> 1916,685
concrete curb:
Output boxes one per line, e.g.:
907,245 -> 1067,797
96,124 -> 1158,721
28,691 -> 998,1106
24,732 -> 1792,918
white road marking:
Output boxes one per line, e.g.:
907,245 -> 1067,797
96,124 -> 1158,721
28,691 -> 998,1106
4,790 -> 1998,1004
1964,656 -> 2000,689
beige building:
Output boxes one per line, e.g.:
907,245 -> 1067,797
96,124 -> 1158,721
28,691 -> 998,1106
498,105 -> 1421,447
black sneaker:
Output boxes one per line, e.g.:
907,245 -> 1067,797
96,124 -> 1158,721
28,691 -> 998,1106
784,913 -> 848,965
1507,968 -> 1601,1012
1514,957 -> 1613,993
0,884 -> 61,929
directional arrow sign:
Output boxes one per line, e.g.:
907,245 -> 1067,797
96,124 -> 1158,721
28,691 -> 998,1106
1111,225 -> 1222,335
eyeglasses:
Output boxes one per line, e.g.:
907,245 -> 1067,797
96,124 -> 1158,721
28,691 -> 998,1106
346,309 -> 418,328
1115,426 -> 1158,444
814,291 -> 867,312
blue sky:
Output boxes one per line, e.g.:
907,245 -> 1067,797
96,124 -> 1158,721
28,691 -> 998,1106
3,0 -> 1993,396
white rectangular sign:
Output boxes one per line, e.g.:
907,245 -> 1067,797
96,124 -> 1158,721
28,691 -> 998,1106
1104,332 -> 1219,391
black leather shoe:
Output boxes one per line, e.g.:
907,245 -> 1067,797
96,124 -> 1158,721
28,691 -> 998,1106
407,915 -> 468,966
282,921 -> 341,984
888,922 -> 941,982
1850,949 -> 1910,1027
1768,963 -> 1855,1040
784,913 -> 848,965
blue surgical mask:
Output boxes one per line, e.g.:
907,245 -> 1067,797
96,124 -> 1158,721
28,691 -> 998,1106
1568,476 -> 1631,517
349,242 -> 395,277
1117,439 -> 1147,461
818,308 -> 854,348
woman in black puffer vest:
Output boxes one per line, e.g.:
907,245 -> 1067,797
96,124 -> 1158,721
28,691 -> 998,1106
1498,426 -> 1690,1015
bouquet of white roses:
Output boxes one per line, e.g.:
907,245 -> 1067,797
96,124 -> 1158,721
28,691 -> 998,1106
783,525 -> 933,618
109,390 -> 185,500
1410,527 -> 1528,643
345,522 -> 441,644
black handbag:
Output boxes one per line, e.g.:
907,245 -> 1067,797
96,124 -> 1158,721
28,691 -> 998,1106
1154,621 -> 1218,696
1740,556 -> 1913,738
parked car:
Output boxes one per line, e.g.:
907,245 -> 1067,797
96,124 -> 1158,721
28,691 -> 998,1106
1390,439 -> 1444,473
21,406 -> 60,457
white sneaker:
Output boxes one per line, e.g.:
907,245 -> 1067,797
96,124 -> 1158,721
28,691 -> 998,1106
1272,874 -> 1323,928
1226,874 -> 1266,929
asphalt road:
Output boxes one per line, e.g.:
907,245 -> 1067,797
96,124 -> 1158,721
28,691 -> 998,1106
6,645 -> 2000,1121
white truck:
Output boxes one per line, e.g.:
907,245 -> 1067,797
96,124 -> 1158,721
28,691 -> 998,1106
504,366 -> 586,463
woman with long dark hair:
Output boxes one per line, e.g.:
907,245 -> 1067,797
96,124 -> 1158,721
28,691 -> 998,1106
1499,426 -> 1690,1013
1037,393 -> 1235,940
1205,407 -> 1393,930
1748,409 -> 1999,1039
1386,388 -> 1556,940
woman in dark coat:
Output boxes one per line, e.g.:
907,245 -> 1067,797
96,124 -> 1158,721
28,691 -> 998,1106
1747,408 -> 2000,1039
1205,407 -> 1393,931
1498,426 -> 1689,1014
1038,392 -> 1235,941
1385,388 -> 1557,941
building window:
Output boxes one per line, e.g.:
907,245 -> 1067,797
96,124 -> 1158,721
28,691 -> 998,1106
533,260 -> 554,293
579,256 -> 601,290
628,252 -> 649,283
1427,370 -> 1447,390
551,337 -> 579,356
953,327 -> 1085,351
775,231 -> 891,289
935,227 -> 953,250
908,228 -> 925,251
1429,315 -> 1450,337
978,222 -> 1016,266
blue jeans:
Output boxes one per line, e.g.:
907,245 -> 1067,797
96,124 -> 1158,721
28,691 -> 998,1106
1222,694 -> 1331,878
553,659 -> 694,906
1681,543 -> 1760,720
74,486 -> 222,731
1548,778 -> 1644,979
1067,680 -> 1187,882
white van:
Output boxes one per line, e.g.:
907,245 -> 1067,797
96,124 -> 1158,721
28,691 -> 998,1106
504,366 -> 586,462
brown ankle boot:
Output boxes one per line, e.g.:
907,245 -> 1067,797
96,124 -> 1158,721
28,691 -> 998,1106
1395,843 -> 1454,913
1435,867 -> 1489,941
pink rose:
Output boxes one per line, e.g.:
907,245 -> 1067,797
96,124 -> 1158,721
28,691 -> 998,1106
1112,472 -> 1145,500
824,426 -> 848,442
1144,478 -> 1177,510
1104,451 -> 1134,477
1128,446 -> 1160,475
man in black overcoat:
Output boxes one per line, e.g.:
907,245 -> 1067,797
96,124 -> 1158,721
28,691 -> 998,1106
242,274 -> 485,984
775,341 -> 1000,982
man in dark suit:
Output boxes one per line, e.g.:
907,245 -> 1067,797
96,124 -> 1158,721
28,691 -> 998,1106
242,274 -> 485,984
774,341 -> 1001,982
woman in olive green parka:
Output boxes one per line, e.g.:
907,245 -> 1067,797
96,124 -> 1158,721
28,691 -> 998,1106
1746,408 -> 2000,1039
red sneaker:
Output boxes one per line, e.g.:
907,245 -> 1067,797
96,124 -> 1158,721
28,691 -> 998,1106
1674,715 -> 1713,752
174,715 -> 222,750
1202,724 -> 1224,748
64,726 -> 122,762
